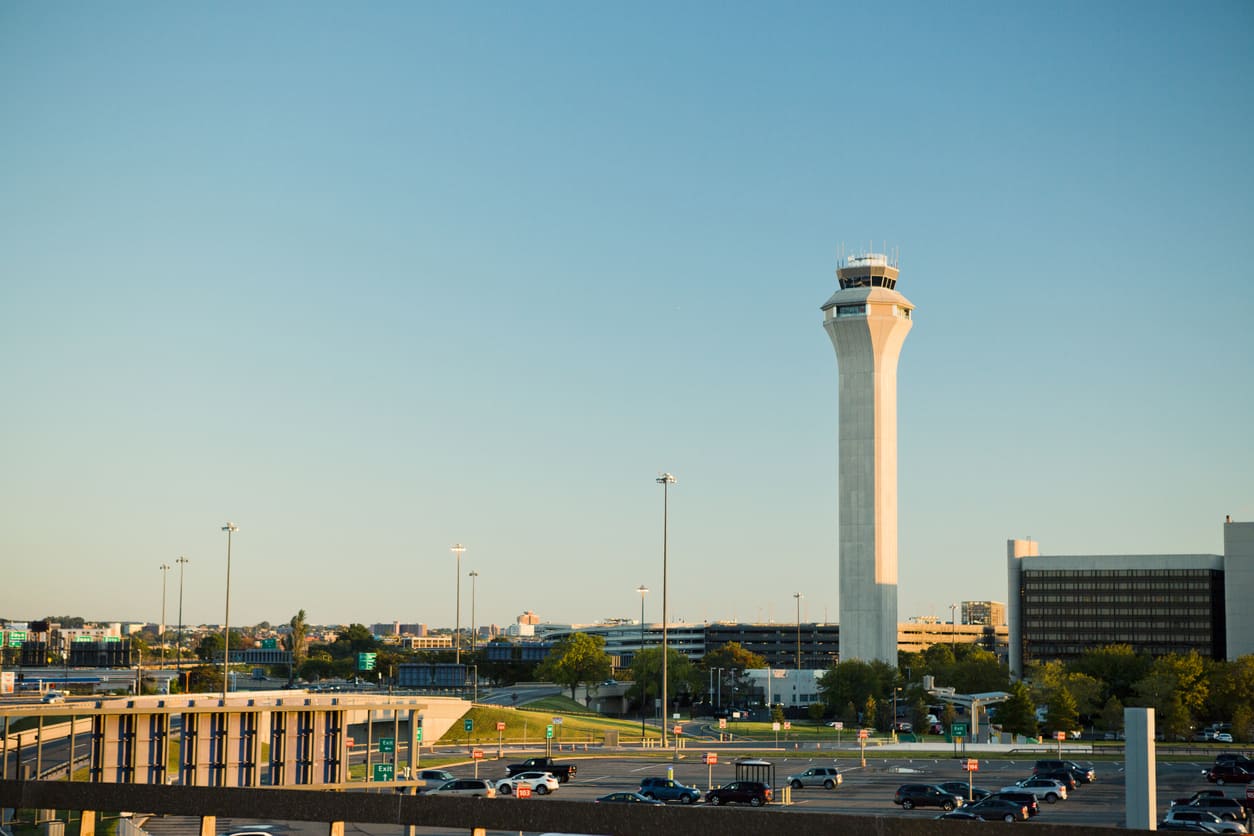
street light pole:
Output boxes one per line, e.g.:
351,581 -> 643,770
221,522 -> 238,701
950,603 -> 958,648
468,570 -> 479,657
176,556 -> 188,689
636,584 -> 648,741
793,592 -> 803,671
656,472 -> 675,748
159,563 -> 170,672
451,544 -> 465,666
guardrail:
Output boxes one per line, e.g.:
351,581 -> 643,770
0,779 -> 1116,836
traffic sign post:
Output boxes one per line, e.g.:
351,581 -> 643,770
951,721 -> 968,756
516,784 -> 532,799
373,762 -> 393,782
380,737 -> 394,754
1054,730 -> 1066,755
963,758 -> 979,800
497,721 -> 506,759
858,728 -> 869,767
546,724 -> 554,757
703,751 -> 718,789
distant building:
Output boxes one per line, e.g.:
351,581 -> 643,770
401,636 -> 453,650
1007,518 -> 1254,677
371,622 -> 400,637
961,601 -> 1006,627
518,611 -> 540,625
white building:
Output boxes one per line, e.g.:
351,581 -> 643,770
821,252 -> 915,666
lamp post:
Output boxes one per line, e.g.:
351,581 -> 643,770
468,570 -> 479,657
793,592 -> 803,671
949,603 -> 958,648
636,584 -> 648,740
451,544 -> 465,666
159,563 -> 170,671
656,472 -> 675,748
221,522 -> 238,700
176,556 -> 188,689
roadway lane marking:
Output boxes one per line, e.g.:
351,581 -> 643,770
574,775 -> 613,783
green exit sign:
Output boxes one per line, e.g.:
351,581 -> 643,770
545,725 -> 554,739
379,737 -> 394,753
464,718 -> 474,732
373,762 -> 394,782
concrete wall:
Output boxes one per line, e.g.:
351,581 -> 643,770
1224,520 -> 1254,660
0,779 -> 1129,836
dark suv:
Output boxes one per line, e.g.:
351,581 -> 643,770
893,784 -> 965,811
986,790 -> 1041,817
706,781 -> 772,806
1035,760 -> 1096,783
639,776 -> 702,804
1207,763 -> 1254,785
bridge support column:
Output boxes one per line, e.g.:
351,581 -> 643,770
78,811 -> 96,836
199,815 -> 216,836
328,822 -> 344,836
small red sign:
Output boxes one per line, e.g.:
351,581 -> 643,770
703,752 -> 718,765
857,729 -> 869,740
673,725 -> 683,735
496,722 -> 506,731
346,738 -> 355,747
472,749 -> 484,759
783,721 -> 791,730
1054,731 -> 1066,741
963,758 -> 979,771
516,784 -> 532,799
718,718 -> 727,729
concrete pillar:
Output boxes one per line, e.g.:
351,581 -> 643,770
1125,707 -> 1156,830
78,811 -> 96,836
199,815 -> 216,836
328,823 -> 344,836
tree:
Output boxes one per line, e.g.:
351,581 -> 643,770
1132,651 -> 1210,739
287,610 -> 309,666
817,659 -> 895,716
629,647 -> 697,710
1098,695 -> 1124,734
1207,655 -> 1254,728
702,642 -> 767,674
863,696 -> 879,730
336,624 -> 378,654
1044,686 -> 1080,736
1000,681 -> 1038,739
536,633 -> 612,701
1071,644 -> 1152,703
807,702 -> 826,724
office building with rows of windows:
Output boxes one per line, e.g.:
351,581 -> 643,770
1007,518 -> 1254,677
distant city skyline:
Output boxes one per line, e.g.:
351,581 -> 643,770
2,3 -> 1251,629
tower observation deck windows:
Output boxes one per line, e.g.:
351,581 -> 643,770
838,275 -> 897,290
836,304 -> 866,317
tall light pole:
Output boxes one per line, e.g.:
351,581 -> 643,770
636,584 -> 648,740
221,522 -> 238,700
159,563 -> 170,671
468,570 -> 479,656
656,472 -> 675,747
176,556 -> 188,686
949,602 -> 958,648
794,592 -> 803,671
451,544 -> 465,666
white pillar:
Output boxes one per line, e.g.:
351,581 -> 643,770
1124,707 -> 1157,830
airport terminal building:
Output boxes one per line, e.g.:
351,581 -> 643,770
1007,518 -> 1254,677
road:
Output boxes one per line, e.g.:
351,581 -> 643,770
130,752 -> 1254,836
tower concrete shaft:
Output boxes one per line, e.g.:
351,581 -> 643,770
821,254 -> 913,666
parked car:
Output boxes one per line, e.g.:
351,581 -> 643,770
413,769 -> 455,787
986,790 -> 1041,817
638,776 -> 702,804
1179,797 -> 1251,821
1215,754 -> 1254,768
786,766 -> 843,790
1162,808 -> 1248,833
1000,777 -> 1068,803
1214,733 -> 1235,743
934,811 -> 983,821
1207,764 -> 1254,785
425,778 -> 496,798
963,797 -> 1032,822
595,792 -> 664,805
935,782 -> 991,802
1035,759 -> 1096,783
892,784 -> 965,811
705,781 -> 772,806
1034,768 -> 1079,791
497,771 -> 560,795
41,691 -> 65,704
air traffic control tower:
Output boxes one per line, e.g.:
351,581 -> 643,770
822,252 -> 914,666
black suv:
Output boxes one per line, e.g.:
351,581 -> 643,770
1035,759 -> 1096,783
1207,763 -> 1254,785
1178,796 -> 1248,821
893,784 -> 964,811
705,781 -> 772,806
986,790 -> 1041,817
1034,768 -> 1078,791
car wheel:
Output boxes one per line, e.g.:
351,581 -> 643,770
680,794 -> 693,804
902,799 -> 915,810
1045,793 -> 1058,803
791,780 -> 803,790
941,801 -> 954,811
1003,814 -> 1015,823
823,779 -> 835,789
750,796 -> 763,807
536,785 -> 548,795
710,795 -> 722,806
498,784 -> 511,795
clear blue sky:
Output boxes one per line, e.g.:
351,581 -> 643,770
2,1 -> 1251,633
